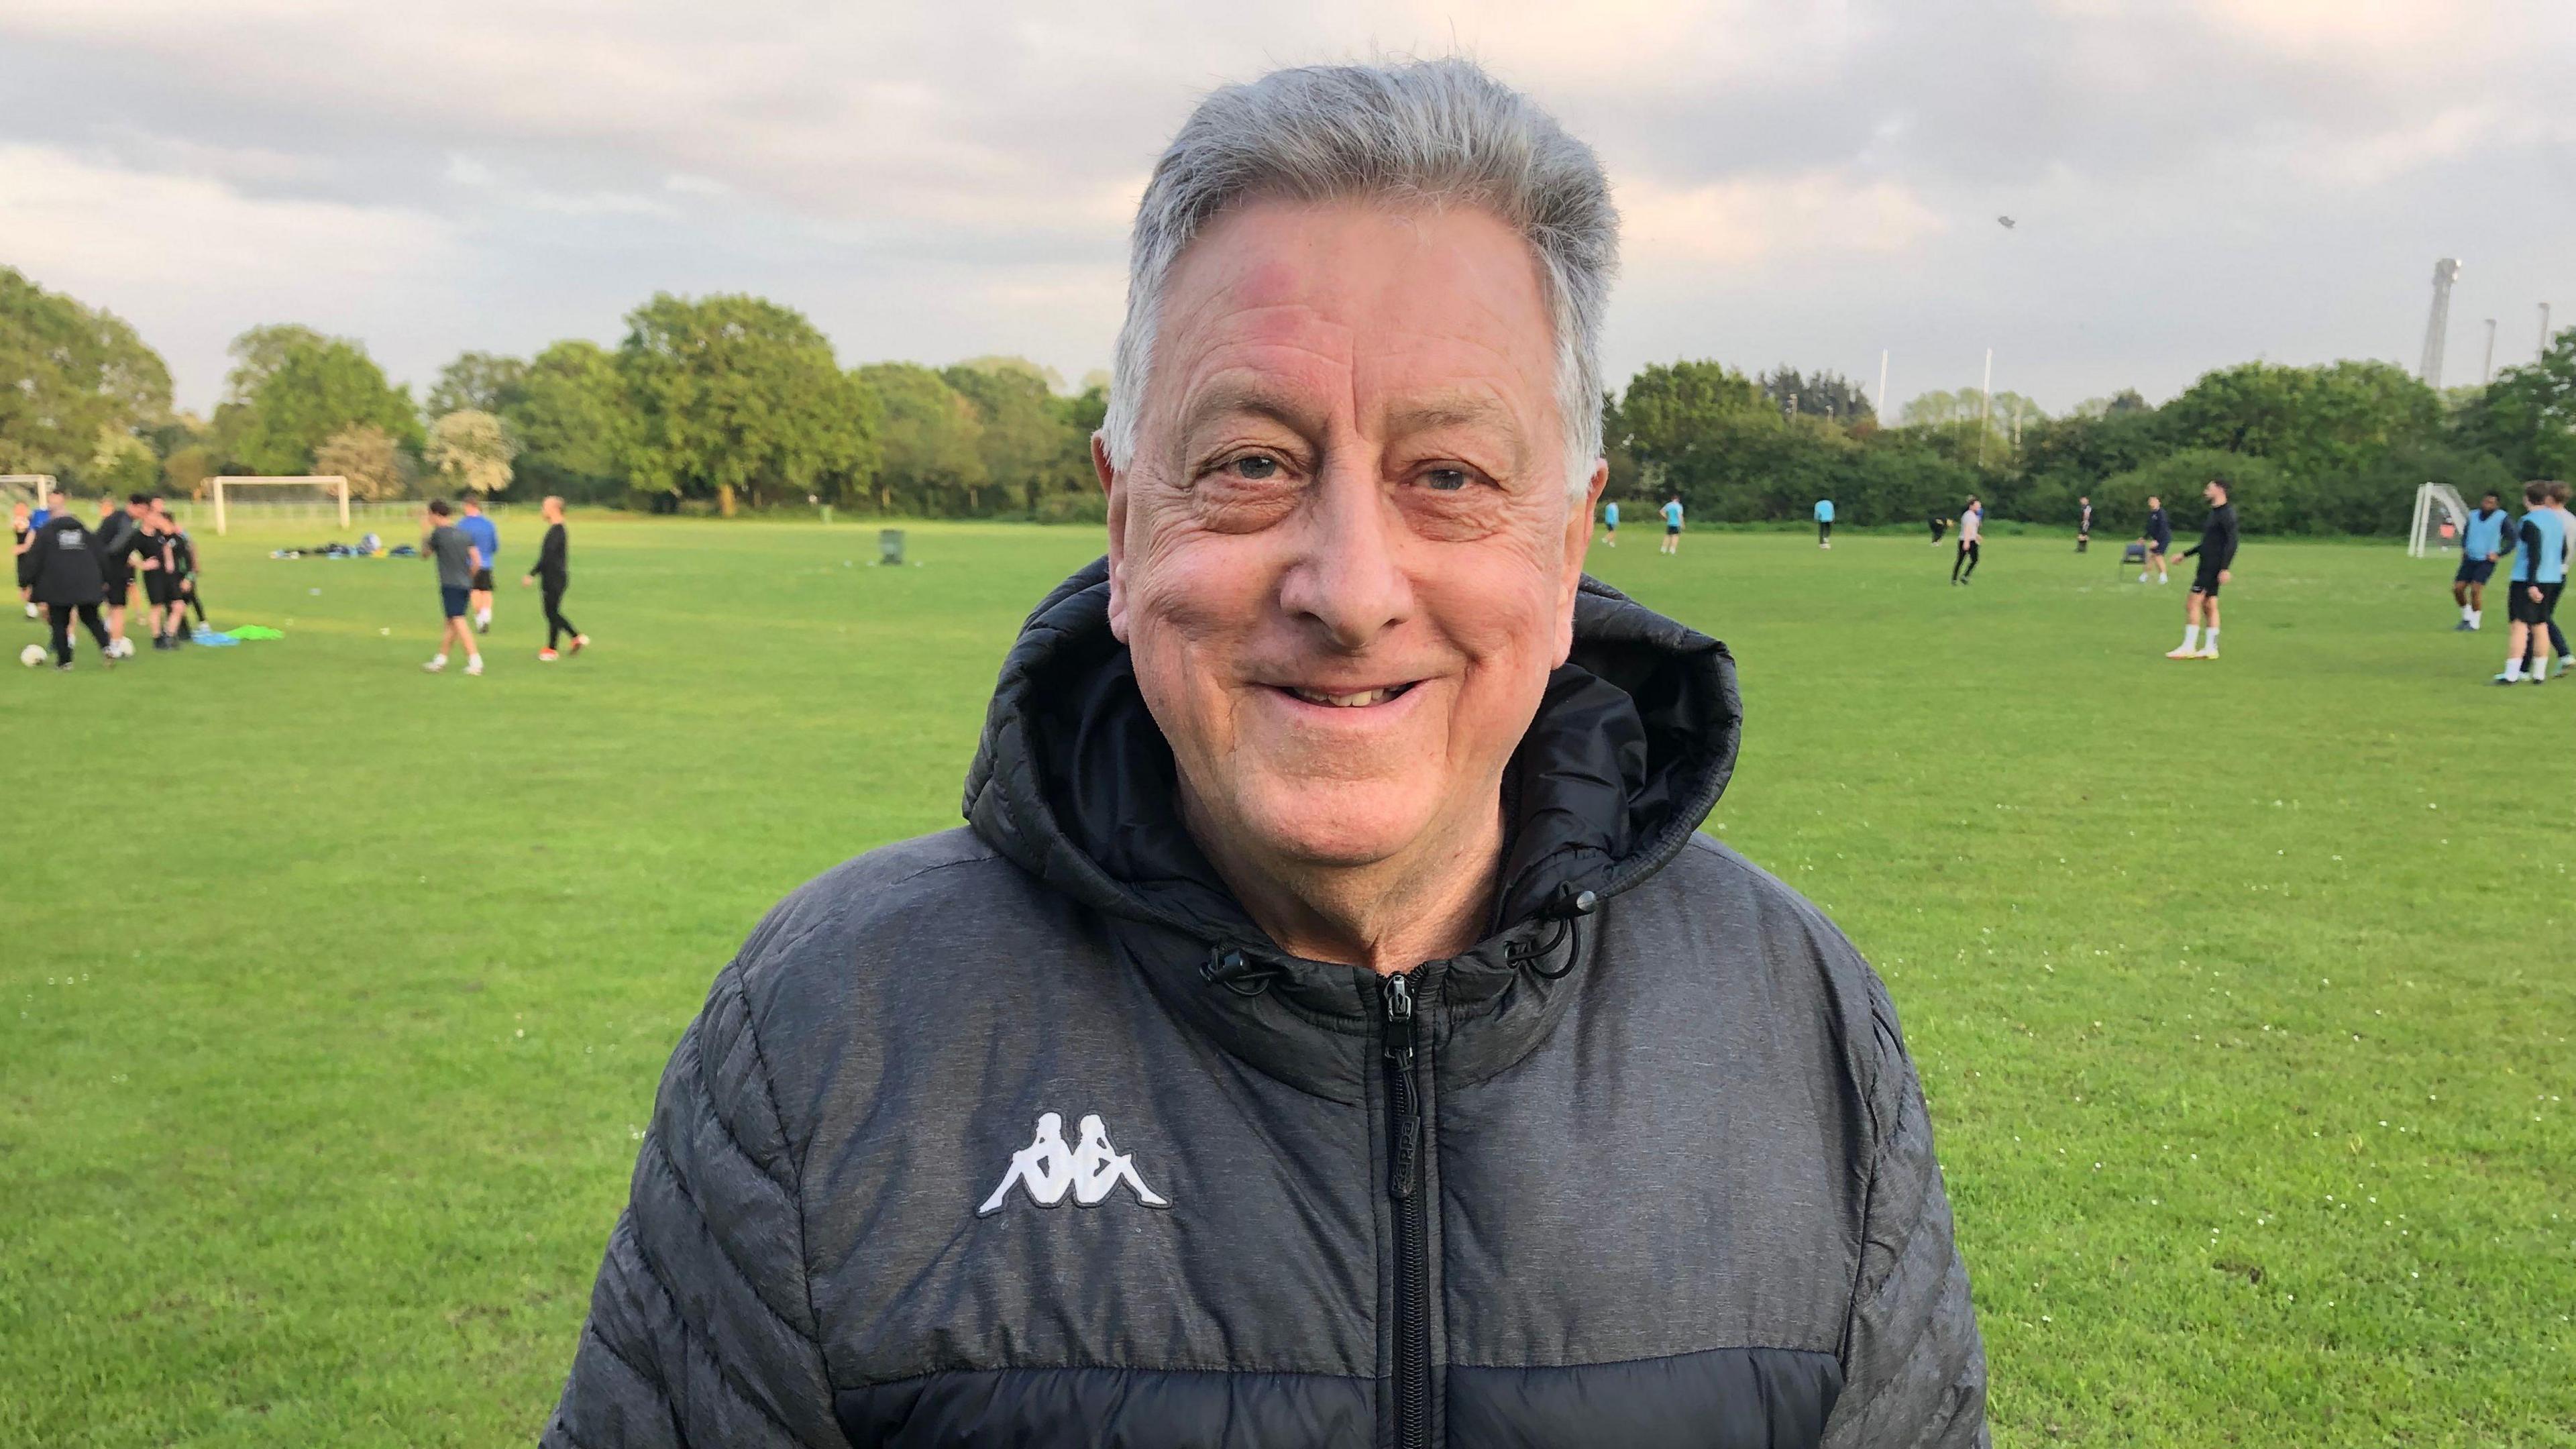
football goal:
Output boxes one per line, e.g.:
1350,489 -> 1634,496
0,474 -> 57,513
2408,482 -> 2469,558
211,475 -> 350,535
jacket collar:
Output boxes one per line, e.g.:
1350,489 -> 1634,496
964,558 -> 1739,1098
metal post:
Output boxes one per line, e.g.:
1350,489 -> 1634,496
1977,349 -> 1994,466
2483,319 -> 2497,384
1877,350 -> 1888,425
337,479 -> 350,530
215,480 -> 227,536
2545,303 -> 2557,360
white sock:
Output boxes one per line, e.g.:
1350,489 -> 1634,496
2503,658 -> 2524,680
2470,609 -> 2481,627
2202,629 -> 2218,653
2180,626 -> 2200,650
2463,604 -> 2476,621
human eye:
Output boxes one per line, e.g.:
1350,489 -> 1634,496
1226,454 -> 1283,482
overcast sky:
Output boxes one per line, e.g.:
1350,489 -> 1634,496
4,0 -> 2570,417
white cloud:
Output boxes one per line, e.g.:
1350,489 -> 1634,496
1621,171 -> 1947,268
0,142 -> 453,400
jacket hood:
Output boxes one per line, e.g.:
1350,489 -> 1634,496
964,557 -> 1740,955
964,557 -> 1740,1095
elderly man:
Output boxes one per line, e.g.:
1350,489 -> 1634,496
547,59 -> 1984,1449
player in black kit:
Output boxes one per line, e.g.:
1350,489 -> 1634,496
2165,479 -> 2239,660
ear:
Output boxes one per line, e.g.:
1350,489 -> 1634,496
1556,458 -> 1609,667
1097,433 -> 1131,643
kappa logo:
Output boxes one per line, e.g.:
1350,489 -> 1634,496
977,1112 -> 1171,1216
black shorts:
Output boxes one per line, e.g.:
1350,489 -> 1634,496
103,569 -> 133,602
2190,565 -> 2224,596
2509,580 -> 2563,625
1665,524 -> 1680,536
2456,558 -> 2496,586
2149,539 -> 2169,557
144,574 -> 176,606
470,567 -> 495,591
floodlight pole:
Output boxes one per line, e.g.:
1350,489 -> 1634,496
2483,319 -> 2497,384
1877,349 -> 1889,425
1977,348 -> 1994,466
2544,303 -> 2557,360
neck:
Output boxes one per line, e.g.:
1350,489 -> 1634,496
1181,786 -> 1506,976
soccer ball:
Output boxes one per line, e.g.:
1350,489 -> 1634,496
19,644 -> 46,667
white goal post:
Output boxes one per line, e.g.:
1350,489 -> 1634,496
2408,482 -> 2469,559
0,474 -> 58,513
211,475 -> 350,535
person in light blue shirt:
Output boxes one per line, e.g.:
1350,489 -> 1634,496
1659,495 -> 1684,555
458,497 -> 501,635
2496,481 -> 2566,684
2453,492 -> 2507,631
1601,499 -> 1619,547
1813,497 -> 1834,549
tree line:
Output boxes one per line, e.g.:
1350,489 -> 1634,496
7,262 -> 2571,534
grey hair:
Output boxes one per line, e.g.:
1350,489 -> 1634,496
1101,58 -> 1618,497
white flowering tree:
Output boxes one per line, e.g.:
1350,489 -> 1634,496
426,409 -> 516,496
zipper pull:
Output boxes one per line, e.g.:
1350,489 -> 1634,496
1385,973 -> 1421,1199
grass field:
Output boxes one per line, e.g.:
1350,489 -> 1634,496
5,515 -> 2572,1448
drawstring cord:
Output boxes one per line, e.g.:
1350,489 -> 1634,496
1201,887 -> 1596,996
1506,888 -> 1597,980
1200,946 -> 1285,997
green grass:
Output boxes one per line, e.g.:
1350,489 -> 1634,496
4,519 -> 2571,1447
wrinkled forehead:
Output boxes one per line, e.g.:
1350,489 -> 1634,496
1145,199 -> 1560,445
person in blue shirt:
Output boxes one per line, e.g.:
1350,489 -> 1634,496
458,496 -> 502,635
1600,499 -> 1619,548
1813,497 -> 1834,549
1659,494 -> 1684,555
2454,492 -> 2508,631
2496,480 -> 2567,684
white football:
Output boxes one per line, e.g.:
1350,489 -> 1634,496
19,644 -> 46,667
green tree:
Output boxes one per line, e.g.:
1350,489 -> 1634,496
617,292 -> 880,514
943,358 -> 1087,515
425,352 -> 529,421
0,266 -> 173,476
1619,360 -> 1766,467
219,330 -> 421,476
857,363 -> 985,515
2455,329 -> 2576,482
502,340 -> 635,502
2160,360 -> 2440,490
88,425 -> 160,494
426,409 -> 517,496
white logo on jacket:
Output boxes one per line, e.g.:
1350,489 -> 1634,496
977,1112 -> 1170,1215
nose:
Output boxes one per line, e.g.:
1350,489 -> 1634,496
1275,457 -> 1411,652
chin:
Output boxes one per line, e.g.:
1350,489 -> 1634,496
1238,776 -> 1437,869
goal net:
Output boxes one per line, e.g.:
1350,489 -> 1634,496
210,476 -> 351,535
2408,482 -> 2469,558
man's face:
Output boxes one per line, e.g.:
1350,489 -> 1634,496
1105,198 -> 1599,873
2148,496 -> 2161,509
2204,482 -> 2222,504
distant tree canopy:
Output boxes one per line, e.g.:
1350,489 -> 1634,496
10,268 -> 2562,532
0,266 -> 172,476
618,292 -> 881,514
426,352 -> 529,420
502,341 -> 633,502
216,330 -> 420,477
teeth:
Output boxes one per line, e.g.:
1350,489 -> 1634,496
1290,686 -> 1401,708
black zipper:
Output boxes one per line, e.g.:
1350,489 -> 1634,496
1384,971 -> 1431,1449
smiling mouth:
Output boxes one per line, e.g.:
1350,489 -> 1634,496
1279,682 -> 1417,708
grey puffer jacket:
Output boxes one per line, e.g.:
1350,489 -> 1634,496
544,561 -> 1986,1448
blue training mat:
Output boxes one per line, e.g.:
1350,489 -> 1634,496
191,629 -> 241,647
